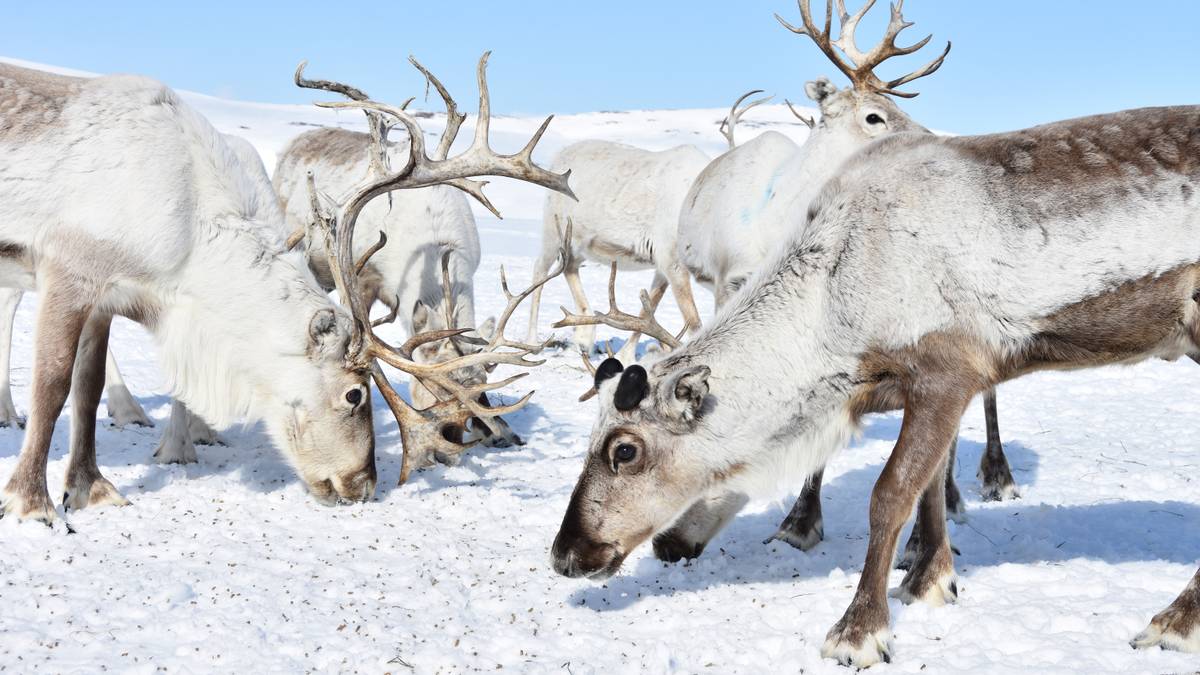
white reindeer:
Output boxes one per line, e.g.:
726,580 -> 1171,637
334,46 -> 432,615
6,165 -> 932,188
525,140 -> 710,357
551,7 -> 1200,671
676,0 -> 1015,552
0,61 -> 376,521
273,63 -> 522,448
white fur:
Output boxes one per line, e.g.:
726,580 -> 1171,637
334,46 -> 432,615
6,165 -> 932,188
527,140 -> 710,349
0,63 -> 374,498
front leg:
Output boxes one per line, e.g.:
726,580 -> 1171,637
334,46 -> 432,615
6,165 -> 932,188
822,381 -> 972,668
766,468 -> 825,551
890,452 -> 958,606
978,388 -> 1018,501
653,491 -> 748,562
1,276 -> 92,523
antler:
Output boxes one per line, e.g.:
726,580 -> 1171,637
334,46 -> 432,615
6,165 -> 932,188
775,0 -> 950,98
784,99 -> 816,129
298,54 -> 574,483
718,89 -> 773,149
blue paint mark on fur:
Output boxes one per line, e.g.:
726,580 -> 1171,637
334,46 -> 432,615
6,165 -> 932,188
740,168 -> 783,225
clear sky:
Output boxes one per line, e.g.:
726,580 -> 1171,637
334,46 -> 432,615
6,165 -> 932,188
5,1 -> 1198,135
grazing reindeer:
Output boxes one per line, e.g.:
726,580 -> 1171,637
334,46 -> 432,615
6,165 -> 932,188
293,53 -> 574,481
674,0 -> 1015,553
550,24 -> 1200,674
525,140 -> 709,357
0,61 -> 377,520
275,61 -> 522,449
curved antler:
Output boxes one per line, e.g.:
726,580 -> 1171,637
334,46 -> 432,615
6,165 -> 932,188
718,89 -> 773,149
775,0 -> 950,98
298,54 -> 574,483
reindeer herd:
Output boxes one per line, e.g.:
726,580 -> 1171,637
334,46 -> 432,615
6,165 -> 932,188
0,0 -> 1197,668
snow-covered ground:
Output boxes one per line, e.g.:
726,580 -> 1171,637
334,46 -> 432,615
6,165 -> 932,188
2,58 -> 1199,674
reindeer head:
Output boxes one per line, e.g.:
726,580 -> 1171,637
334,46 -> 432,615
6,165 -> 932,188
779,0 -> 950,140
269,304 -> 377,505
551,357 -> 716,579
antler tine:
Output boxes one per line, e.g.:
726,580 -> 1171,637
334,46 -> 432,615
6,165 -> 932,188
552,261 -> 682,351
720,89 -> 773,149
776,1 -> 859,85
408,55 -> 466,161
440,251 -> 456,330
354,231 -> 387,274
784,99 -> 816,128
882,40 -> 952,98
295,61 -> 390,179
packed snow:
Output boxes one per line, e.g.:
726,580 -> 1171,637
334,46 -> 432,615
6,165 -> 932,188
1,58 -> 1198,674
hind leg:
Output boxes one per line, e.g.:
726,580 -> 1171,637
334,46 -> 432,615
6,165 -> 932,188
0,288 -> 24,428
944,437 -> 967,523
104,348 -> 152,428
1,274 -> 93,523
563,261 -> 596,354
63,312 -> 129,511
766,468 -> 825,551
666,263 -> 702,337
978,388 -> 1018,501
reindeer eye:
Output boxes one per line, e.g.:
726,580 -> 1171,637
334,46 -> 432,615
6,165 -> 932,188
865,113 -> 884,125
614,443 -> 638,464
345,388 -> 363,406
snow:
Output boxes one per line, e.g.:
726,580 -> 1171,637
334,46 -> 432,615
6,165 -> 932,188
2,58 -> 1198,674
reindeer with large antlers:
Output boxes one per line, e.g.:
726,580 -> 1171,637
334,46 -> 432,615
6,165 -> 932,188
551,0 -> 1200,665
674,0 -> 1017,555
293,53 -> 574,481
276,57 -> 525,450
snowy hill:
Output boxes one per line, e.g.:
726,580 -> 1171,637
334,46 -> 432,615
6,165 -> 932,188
1,58 -> 1198,674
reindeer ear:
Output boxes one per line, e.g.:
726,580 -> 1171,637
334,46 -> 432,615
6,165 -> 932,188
805,77 -> 837,104
594,357 -> 624,390
308,308 -> 344,357
662,365 -> 710,422
476,316 -> 496,341
411,301 -> 431,333
614,365 -> 649,412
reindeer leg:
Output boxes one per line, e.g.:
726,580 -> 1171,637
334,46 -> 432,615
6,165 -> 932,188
63,311 -> 129,511
821,379 -> 971,668
898,435 -> 965,569
524,247 -> 557,345
563,261 -> 596,354
652,491 -> 749,562
766,468 -> 825,551
943,436 -> 967,523
666,263 -> 702,337
1133,567 -> 1200,652
1,276 -> 92,524
978,388 -> 1018,501
103,347 -> 152,428
0,288 -> 25,428
184,403 -> 222,446
153,399 -> 199,464
889,450 -> 958,606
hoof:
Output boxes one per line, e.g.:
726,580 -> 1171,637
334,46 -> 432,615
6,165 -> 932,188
1,487 -> 57,525
891,568 -> 958,607
1132,608 -> 1200,652
106,388 -> 154,428
0,412 -> 25,429
652,530 -> 705,563
764,518 -> 823,552
153,436 -> 198,464
979,478 -> 1019,502
821,623 -> 892,668
187,414 -> 223,446
63,475 -> 130,512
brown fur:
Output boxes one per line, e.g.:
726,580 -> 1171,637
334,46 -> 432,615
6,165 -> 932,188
282,127 -> 373,168
0,63 -> 83,140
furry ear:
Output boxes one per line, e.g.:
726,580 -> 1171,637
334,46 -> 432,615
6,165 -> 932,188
805,77 -> 837,104
594,357 -> 624,390
614,365 -> 649,411
661,365 -> 710,423
411,301 -> 431,333
475,316 -> 497,341
308,309 -> 345,357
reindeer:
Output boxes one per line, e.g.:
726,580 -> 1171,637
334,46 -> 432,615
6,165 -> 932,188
550,11 -> 1200,671
672,0 -> 1015,553
0,53 -> 568,523
274,61 -> 522,449
524,140 -> 709,359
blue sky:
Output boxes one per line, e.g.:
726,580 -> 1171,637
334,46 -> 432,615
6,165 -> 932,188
5,1 -> 1198,135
